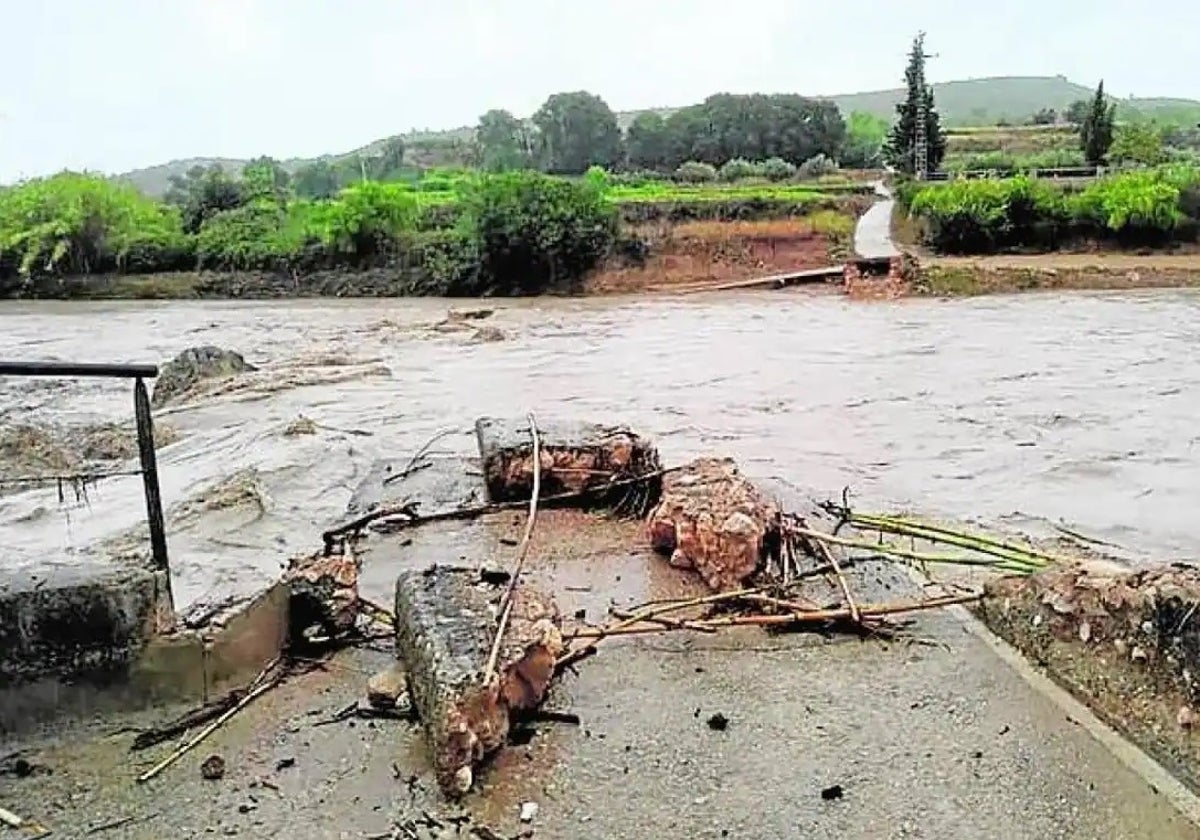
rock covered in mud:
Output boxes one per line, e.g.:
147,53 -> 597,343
152,346 -> 257,407
475,416 -> 662,506
284,549 -> 360,643
647,457 -> 780,592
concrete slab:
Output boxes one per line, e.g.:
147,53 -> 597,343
2,510 -> 1198,838
346,455 -> 487,520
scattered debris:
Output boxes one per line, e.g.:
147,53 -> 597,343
706,712 -> 729,731
274,757 -> 296,771
200,755 -> 226,781
821,784 -> 844,801
519,802 -> 539,823
138,659 -> 283,784
1180,706 -> 1196,729
648,457 -> 780,592
285,544 -> 361,645
367,664 -> 408,709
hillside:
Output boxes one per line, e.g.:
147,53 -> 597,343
117,76 -> 1200,196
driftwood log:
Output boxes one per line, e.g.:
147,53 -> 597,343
647,457 -> 781,592
394,566 -> 562,797
475,416 -> 662,506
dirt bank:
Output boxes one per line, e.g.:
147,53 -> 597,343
586,216 -> 850,294
916,257 -> 1200,297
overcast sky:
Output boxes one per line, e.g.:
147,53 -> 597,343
1,0 -> 1196,182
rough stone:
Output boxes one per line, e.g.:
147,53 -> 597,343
367,664 -> 407,709
977,559 -> 1200,792
152,345 -> 257,407
394,566 -> 562,798
284,550 -> 360,644
475,416 -> 661,506
646,457 -> 780,592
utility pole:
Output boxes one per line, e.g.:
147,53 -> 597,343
912,31 -> 939,181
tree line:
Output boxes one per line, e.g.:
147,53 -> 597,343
248,91 -> 887,199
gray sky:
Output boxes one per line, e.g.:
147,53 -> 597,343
1,0 -> 1196,182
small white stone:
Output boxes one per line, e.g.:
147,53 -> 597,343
1078,621 -> 1092,644
519,802 -> 539,823
1131,645 -> 1148,663
1032,614 -> 1043,628
452,766 -> 473,795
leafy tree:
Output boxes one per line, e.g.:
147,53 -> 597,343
884,32 -> 947,175
164,164 -> 248,234
841,112 -> 889,168
760,157 -> 797,181
1080,81 -> 1117,166
532,91 -> 623,174
660,94 -> 845,170
1109,122 -> 1163,166
242,156 -> 292,204
475,109 -> 532,171
675,161 -> 718,183
292,160 -> 342,199
625,112 -> 671,171
0,172 -> 189,277
1064,99 -> 1090,125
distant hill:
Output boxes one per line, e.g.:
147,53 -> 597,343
117,76 -> 1200,196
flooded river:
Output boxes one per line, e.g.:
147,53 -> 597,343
2,287 -> 1199,610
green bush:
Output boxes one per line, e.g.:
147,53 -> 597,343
455,170 -> 618,295
908,167 -> 1200,252
760,157 -> 798,182
0,172 -> 189,277
798,154 -> 838,179
675,161 -> 718,183
718,158 -> 764,182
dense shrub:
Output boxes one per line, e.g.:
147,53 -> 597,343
908,167 -> 1200,253
760,157 -> 798,182
455,170 -> 618,295
675,161 -> 718,183
0,172 -> 190,276
798,154 -> 839,179
718,158 -> 764,182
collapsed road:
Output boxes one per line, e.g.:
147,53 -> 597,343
3,416 -> 1200,839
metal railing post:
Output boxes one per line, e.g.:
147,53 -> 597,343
133,376 -> 173,609
0,360 -> 173,612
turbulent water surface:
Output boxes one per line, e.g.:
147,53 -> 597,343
2,288 -> 1199,609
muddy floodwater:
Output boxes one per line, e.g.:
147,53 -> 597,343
2,287 -> 1199,611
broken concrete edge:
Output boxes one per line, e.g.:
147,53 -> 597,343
393,565 -> 562,798
0,577 -> 290,734
474,415 -> 664,507
974,559 -> 1200,795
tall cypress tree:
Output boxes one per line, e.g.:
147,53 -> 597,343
884,32 -> 946,176
1080,81 -> 1116,166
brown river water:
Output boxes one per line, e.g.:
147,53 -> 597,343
2,287 -> 1199,611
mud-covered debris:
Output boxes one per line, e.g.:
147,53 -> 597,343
367,664 -> 408,709
274,757 -> 295,771
519,802 -> 539,823
821,784 -> 844,801
200,755 -> 226,780
283,416 -> 318,437
706,712 -> 729,731
475,416 -> 662,508
648,457 -> 780,592
284,549 -> 360,644
394,566 -> 563,798
152,345 -> 257,407
1179,706 -> 1196,729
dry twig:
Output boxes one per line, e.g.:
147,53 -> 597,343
136,658 -> 282,784
483,412 -> 542,683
